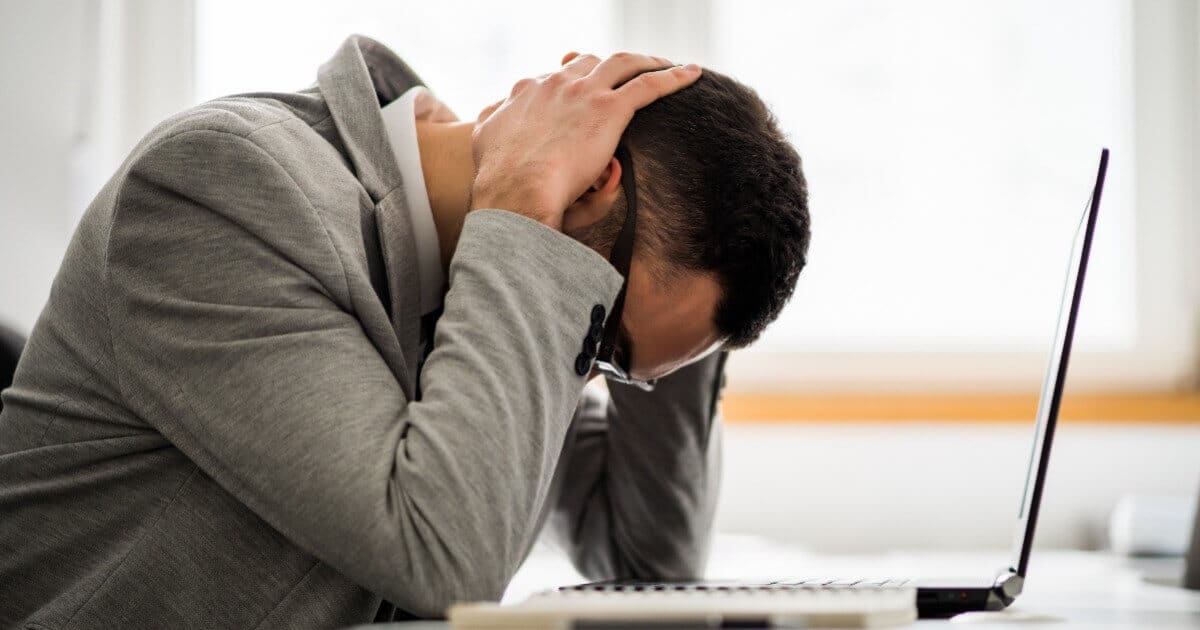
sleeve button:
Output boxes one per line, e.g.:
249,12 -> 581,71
574,353 -> 592,376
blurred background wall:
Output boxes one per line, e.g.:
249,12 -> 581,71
1,0 -> 1197,554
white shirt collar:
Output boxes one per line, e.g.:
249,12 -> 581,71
379,85 -> 451,317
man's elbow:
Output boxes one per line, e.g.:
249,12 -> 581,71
392,565 -> 510,619
380,514 -> 522,618
646,543 -> 711,582
575,535 -> 711,584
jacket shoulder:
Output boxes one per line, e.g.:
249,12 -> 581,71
106,95 -> 369,310
118,92 -> 360,217
141,94 -> 307,146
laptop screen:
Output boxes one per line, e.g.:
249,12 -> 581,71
1009,149 -> 1109,577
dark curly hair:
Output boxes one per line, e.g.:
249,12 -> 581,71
568,67 -> 811,348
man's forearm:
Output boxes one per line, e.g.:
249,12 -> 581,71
549,351 -> 728,580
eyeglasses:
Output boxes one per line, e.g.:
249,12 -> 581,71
592,141 -> 658,392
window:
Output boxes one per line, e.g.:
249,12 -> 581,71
709,0 -> 1135,354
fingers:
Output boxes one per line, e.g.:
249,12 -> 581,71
517,50 -> 697,119
589,52 -> 678,88
530,53 -> 598,85
559,53 -> 601,79
563,50 -> 670,68
614,63 -> 701,111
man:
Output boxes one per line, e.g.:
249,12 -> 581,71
0,35 -> 809,628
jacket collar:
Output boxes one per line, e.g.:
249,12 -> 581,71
317,35 -> 431,396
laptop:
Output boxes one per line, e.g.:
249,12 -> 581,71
551,148 -> 1112,621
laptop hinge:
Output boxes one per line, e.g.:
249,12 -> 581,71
992,568 -> 1023,603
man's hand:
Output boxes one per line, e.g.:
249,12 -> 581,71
469,51 -> 701,230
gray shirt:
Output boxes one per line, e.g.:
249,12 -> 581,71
0,34 -> 727,629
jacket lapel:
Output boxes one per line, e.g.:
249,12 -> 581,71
317,35 -> 431,399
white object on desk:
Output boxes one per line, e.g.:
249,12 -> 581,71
450,586 -> 917,629
1109,494 -> 1198,556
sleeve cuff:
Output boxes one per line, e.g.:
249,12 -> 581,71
460,209 -> 625,306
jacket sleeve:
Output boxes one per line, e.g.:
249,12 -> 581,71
545,350 -> 728,581
104,124 -> 624,618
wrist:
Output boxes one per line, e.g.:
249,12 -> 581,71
470,171 -> 562,230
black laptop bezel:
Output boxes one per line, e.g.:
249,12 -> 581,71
1010,148 -> 1109,577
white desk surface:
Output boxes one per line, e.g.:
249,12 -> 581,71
355,535 -> 1200,629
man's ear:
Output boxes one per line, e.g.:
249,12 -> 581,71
563,156 -> 622,233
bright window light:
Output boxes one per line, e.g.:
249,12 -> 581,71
710,0 -> 1136,353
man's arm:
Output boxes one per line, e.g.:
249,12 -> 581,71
105,123 -> 623,618
546,351 -> 728,580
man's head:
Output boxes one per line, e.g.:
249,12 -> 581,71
562,66 -> 811,381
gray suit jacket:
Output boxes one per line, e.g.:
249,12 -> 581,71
0,35 -> 726,629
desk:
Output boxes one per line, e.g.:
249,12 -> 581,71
354,535 -> 1200,629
